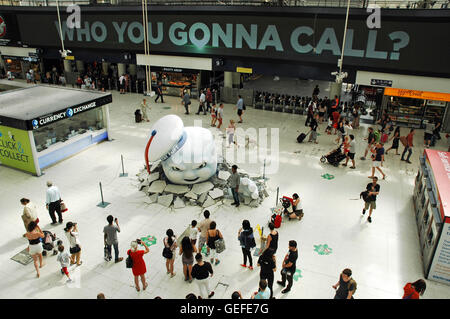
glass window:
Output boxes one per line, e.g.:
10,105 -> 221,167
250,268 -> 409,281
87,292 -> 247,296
33,108 -> 104,152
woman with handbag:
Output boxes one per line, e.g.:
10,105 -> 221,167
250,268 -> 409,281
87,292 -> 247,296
25,221 -> 45,278
64,222 -> 82,266
206,221 -> 223,266
179,236 -> 197,283
163,229 -> 177,278
20,198 -> 39,236
127,240 -> 149,292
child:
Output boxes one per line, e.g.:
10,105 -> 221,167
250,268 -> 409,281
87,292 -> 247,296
226,120 -> 236,147
325,117 -> 332,135
210,104 -> 217,127
216,103 -> 224,129
57,244 -> 72,283
343,135 -> 350,156
190,220 -> 198,246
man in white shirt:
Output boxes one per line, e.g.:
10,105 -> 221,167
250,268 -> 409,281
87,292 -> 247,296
196,90 -> 206,115
46,181 -> 62,225
119,74 -> 125,94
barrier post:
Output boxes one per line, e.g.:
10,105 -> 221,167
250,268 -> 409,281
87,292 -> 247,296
97,182 -> 110,208
119,155 -> 128,177
276,186 -> 279,206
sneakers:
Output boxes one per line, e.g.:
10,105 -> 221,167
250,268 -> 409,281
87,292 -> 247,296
240,264 -> 247,268
235,203 -> 240,207
231,202 -> 237,206
406,160 -> 412,164
208,291 -> 215,298
248,266 -> 253,270
362,209 -> 366,215
281,288 -> 290,294
360,157 -> 366,160
368,216 -> 372,223
170,272 -> 176,278
66,278 -> 73,283
115,257 -> 124,263
277,280 -> 285,287
350,166 -> 356,169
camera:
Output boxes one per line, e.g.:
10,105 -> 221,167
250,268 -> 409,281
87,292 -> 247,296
137,239 -> 142,244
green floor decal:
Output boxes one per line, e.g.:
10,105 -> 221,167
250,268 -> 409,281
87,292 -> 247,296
314,244 -> 333,255
140,235 -> 157,247
163,106 -> 171,110
293,269 -> 303,281
321,173 -> 335,180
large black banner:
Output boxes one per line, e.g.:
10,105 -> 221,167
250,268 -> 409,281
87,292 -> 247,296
3,7 -> 450,76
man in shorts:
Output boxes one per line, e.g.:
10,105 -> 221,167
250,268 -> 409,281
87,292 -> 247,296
235,95 -> 244,123
361,127 -> 375,160
363,177 -> 380,223
342,134 -> 356,169
369,143 -> 386,180
197,210 -> 212,255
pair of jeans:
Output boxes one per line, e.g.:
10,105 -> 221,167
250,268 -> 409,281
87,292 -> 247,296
48,200 -> 62,223
106,243 -> 119,261
280,268 -> 294,291
196,278 -> 211,298
231,188 -> 240,205
242,247 -> 252,267
401,146 -> 412,161
155,93 -> 164,103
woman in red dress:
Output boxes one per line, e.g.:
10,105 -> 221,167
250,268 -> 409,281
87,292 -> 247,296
127,240 -> 149,291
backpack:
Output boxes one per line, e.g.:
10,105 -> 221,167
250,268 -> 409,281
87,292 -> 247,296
381,133 -> 389,144
348,279 -> 357,295
373,130 -> 381,142
360,191 -> 370,202
240,231 -> 256,249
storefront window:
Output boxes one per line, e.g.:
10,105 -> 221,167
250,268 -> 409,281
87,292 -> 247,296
33,108 -> 104,152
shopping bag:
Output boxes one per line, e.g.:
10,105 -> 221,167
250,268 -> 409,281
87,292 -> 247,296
61,201 -> 68,213
214,238 -> 226,254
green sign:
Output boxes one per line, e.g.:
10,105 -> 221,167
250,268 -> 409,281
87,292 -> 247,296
293,269 -> 303,281
140,235 -> 157,247
321,173 -> 335,180
314,244 -> 333,255
0,126 -> 35,174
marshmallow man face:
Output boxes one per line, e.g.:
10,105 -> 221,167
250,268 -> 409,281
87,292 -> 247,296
162,127 -> 217,185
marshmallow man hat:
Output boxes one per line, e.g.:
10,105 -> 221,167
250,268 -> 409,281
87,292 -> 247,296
145,115 -> 186,173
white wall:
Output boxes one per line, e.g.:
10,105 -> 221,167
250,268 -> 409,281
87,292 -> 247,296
356,71 -> 450,94
136,54 -> 212,71
0,46 -> 36,57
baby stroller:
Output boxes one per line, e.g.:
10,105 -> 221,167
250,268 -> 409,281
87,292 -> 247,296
41,230 -> 59,257
320,144 -> 346,167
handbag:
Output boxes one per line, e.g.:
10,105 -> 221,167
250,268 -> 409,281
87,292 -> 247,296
214,231 -> 226,254
61,201 -> 68,213
126,251 -> 133,268
162,247 -> 173,259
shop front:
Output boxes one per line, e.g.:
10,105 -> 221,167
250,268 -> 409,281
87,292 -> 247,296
0,85 -> 112,176
152,66 -> 199,98
381,88 -> 450,129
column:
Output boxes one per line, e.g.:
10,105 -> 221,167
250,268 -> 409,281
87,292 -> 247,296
128,64 -> 137,77
76,60 -> 85,73
329,82 -> 342,100
224,71 -> 233,88
117,63 -> 126,76
232,72 -> 241,89
102,62 -> 109,75
63,60 -> 72,73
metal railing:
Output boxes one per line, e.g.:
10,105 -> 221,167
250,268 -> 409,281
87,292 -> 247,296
0,0 -> 448,8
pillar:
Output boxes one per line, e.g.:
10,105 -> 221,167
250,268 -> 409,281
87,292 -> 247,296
128,64 -> 137,77
329,82 -> 343,100
224,71 -> 233,88
63,60 -> 72,73
117,63 -> 126,77
232,72 -> 241,89
102,62 -> 109,76
196,72 -> 202,93
76,60 -> 84,73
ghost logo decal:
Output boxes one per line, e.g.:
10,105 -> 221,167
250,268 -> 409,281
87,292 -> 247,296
0,130 -> 2,137
0,16 -> 6,38
32,120 -> 39,128
66,108 -> 74,117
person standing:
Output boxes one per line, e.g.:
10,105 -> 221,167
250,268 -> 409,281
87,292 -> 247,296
342,134 -> 356,169
402,279 -> 426,299
191,253 -> 215,298
57,244 -> 72,283
361,127 -> 376,160
64,222 -> 82,266
127,240 -> 149,291
216,103 -> 224,129
264,223 -> 279,255
305,99 -> 315,127
363,176 -> 380,223
401,128 -> 415,164
25,221 -> 45,278
210,104 -> 217,127
140,98 -> 151,122
196,90 -> 206,115
369,143 -> 386,180
155,81 -> 164,103
46,181 -> 62,225
206,221 -> 223,266
257,248 -> 276,299
332,268 -> 357,299
226,120 -> 236,147
235,95 -> 244,123
277,240 -> 298,294
119,74 -> 125,94
229,165 -> 240,207
312,85 -> 320,98
163,229 -> 177,278
103,215 -> 124,263
424,120 -> 435,148
238,220 -> 256,270
20,198 -> 38,236
197,210 -> 212,255
251,279 -> 271,299
179,236 -> 197,283
308,113 -> 319,144
205,88 -> 213,113
385,126 -> 400,155
190,220 -> 198,247
182,90 -> 191,115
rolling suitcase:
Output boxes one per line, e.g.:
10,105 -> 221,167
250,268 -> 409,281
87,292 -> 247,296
135,109 -> 142,123
297,131 -> 310,143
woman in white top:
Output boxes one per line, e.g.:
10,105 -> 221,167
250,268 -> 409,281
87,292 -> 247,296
25,221 -> 45,277
20,198 -> 38,235
288,193 -> 304,220
64,222 -> 82,266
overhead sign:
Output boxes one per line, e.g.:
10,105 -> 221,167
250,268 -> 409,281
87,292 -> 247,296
0,125 -> 36,174
370,79 -> 392,87
9,9 -> 450,75
384,88 -> 450,102
65,55 -> 75,60
236,67 -> 252,74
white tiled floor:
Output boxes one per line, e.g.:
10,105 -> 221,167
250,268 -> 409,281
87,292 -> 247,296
1,81 -> 449,299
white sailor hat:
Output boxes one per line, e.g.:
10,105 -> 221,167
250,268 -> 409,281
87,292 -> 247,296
145,115 -> 187,166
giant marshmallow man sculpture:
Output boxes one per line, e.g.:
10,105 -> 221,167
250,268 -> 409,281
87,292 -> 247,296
144,115 -> 259,199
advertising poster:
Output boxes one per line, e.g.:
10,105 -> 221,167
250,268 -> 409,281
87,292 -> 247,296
428,221 -> 450,285
0,125 -> 36,174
